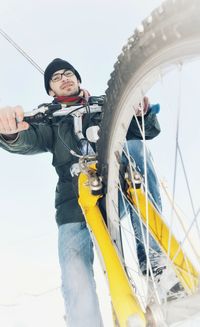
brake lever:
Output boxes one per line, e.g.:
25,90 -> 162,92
24,103 -> 62,123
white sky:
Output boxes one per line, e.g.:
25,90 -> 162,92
1,1 -> 200,326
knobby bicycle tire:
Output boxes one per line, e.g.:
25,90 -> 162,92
97,0 -> 200,177
96,0 -> 200,325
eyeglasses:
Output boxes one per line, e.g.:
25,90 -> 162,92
51,70 -> 74,82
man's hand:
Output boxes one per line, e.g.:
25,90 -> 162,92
79,89 -> 90,100
0,106 -> 29,137
135,96 -> 150,116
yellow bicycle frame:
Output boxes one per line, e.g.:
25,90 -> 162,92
78,166 -> 199,326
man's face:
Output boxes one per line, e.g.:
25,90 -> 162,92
49,69 -> 80,97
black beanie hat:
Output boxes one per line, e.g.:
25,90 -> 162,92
44,58 -> 82,94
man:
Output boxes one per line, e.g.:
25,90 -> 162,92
0,58 -> 163,326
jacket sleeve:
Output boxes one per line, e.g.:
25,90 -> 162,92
0,124 -> 53,155
127,111 -> 161,140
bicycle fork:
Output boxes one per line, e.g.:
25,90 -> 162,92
125,171 -> 199,294
78,163 -> 146,327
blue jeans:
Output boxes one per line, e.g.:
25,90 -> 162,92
120,140 -> 162,269
58,222 -> 103,327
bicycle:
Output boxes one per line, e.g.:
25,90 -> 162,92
11,0 -> 200,325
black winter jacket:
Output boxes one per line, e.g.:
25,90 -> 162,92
0,104 -> 160,226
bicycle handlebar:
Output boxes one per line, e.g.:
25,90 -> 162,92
23,95 -> 159,125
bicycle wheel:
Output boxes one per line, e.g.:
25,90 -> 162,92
97,0 -> 200,325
